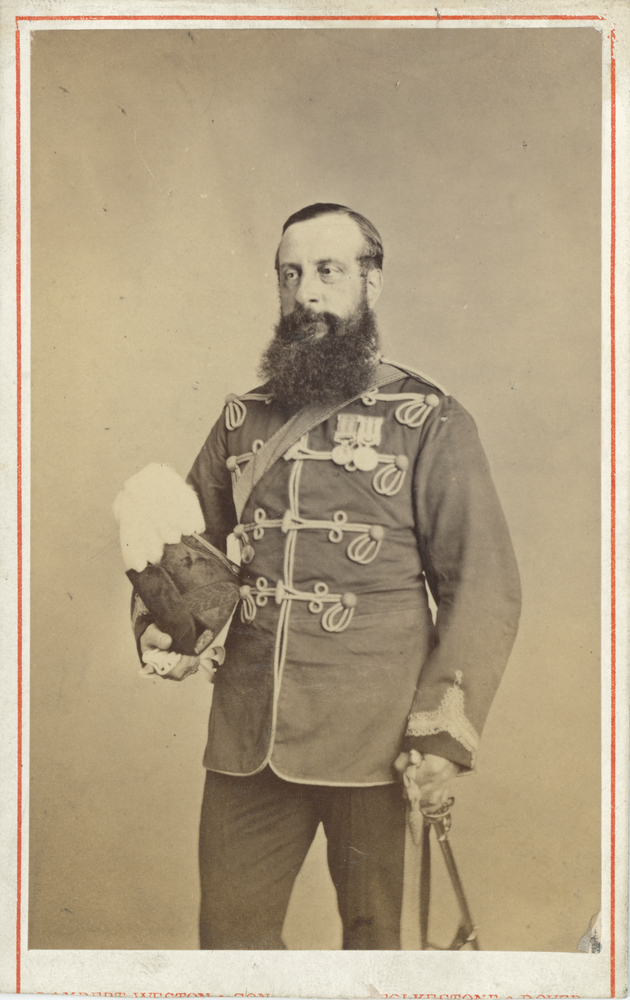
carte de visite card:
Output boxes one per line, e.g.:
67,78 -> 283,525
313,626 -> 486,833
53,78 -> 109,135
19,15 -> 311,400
0,2 -> 627,999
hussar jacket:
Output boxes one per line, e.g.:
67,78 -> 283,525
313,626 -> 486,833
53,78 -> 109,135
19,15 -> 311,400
132,360 -> 521,785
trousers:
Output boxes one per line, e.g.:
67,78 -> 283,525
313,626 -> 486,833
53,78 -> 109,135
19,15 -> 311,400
198,766 -> 408,949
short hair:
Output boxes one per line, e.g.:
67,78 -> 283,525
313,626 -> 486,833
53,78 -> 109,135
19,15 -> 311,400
275,203 -> 384,273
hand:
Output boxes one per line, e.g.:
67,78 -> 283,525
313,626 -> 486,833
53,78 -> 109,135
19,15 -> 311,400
394,750 -> 459,813
139,624 -> 200,681
140,623 -> 173,656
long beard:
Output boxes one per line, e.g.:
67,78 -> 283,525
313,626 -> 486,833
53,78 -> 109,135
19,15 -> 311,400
258,301 -> 380,411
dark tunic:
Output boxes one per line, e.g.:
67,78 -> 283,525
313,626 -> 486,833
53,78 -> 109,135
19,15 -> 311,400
133,360 -> 521,784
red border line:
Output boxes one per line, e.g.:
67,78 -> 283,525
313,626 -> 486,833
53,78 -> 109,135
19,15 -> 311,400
16,12 -> 603,20
609,26 -> 617,1000
15,23 -> 22,997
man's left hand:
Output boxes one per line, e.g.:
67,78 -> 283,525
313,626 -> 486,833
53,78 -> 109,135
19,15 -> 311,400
394,751 -> 460,813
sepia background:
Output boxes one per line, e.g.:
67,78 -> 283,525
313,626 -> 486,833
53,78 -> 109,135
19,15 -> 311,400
29,26 -> 601,951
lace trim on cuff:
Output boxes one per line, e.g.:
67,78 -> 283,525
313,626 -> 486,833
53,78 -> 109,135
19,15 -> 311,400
405,671 -> 479,760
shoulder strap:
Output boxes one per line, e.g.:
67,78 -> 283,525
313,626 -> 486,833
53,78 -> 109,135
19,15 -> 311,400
232,362 -> 406,521
378,356 -> 449,396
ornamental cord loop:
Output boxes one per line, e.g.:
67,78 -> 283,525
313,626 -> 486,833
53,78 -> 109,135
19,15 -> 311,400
224,393 -> 270,431
347,532 -> 383,564
224,394 -> 247,431
238,586 -> 257,623
321,602 -> 356,632
395,397 -> 434,428
372,461 -> 407,496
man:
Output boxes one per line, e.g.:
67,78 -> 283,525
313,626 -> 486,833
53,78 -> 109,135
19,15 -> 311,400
133,203 -> 521,950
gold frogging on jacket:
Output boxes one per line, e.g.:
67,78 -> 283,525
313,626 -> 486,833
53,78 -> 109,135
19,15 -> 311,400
284,430 -> 412,498
224,392 -> 272,431
226,439 -> 264,483
235,508 -> 386,572
180,362 -> 520,782
239,578 -> 357,632
361,388 -> 441,427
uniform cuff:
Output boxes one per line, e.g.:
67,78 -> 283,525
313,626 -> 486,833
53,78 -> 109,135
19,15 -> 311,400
403,732 -> 473,771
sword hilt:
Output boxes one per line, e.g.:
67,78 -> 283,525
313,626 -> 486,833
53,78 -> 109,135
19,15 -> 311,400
421,796 -> 454,840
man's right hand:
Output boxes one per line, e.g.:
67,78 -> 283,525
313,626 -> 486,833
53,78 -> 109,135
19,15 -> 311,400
139,624 -> 200,680
394,750 -> 459,812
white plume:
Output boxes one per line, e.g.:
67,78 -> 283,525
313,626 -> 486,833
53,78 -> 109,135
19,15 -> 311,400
113,463 -> 206,572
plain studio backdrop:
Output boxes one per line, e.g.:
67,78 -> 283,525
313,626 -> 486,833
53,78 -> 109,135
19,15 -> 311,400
29,26 -> 601,951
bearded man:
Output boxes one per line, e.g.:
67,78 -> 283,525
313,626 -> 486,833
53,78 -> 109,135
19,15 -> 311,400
133,203 -> 521,950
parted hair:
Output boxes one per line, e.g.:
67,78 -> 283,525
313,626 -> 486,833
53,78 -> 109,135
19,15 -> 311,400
275,203 -> 384,273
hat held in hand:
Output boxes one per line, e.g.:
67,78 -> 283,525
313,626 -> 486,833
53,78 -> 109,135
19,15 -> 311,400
113,464 -> 240,656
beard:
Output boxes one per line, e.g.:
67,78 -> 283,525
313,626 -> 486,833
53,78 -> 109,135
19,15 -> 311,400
258,298 -> 380,411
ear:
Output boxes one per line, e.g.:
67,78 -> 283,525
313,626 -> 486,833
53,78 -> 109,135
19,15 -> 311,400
365,268 -> 383,309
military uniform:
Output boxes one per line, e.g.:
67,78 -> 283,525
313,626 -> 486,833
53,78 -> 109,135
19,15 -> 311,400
132,359 -> 521,948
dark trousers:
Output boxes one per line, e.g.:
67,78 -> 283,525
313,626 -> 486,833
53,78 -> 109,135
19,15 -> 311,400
198,766 -> 407,950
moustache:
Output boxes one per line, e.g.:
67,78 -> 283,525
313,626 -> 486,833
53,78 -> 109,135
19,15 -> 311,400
277,307 -> 344,344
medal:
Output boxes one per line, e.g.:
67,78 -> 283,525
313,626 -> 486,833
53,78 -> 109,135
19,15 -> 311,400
356,415 -> 382,449
332,444 -> 355,466
353,446 -> 379,472
333,413 -> 384,471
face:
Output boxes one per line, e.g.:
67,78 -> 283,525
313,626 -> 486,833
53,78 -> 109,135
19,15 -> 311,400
277,213 -> 382,323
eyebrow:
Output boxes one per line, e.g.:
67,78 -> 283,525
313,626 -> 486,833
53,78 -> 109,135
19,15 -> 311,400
279,258 -> 348,271
317,258 -> 347,269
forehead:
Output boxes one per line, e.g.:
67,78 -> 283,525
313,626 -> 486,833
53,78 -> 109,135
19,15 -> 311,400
278,214 -> 365,266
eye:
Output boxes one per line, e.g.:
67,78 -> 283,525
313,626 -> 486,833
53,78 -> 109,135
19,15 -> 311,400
282,269 -> 299,287
320,265 -> 342,282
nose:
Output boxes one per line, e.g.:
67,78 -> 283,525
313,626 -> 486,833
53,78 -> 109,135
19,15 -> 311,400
294,269 -> 322,308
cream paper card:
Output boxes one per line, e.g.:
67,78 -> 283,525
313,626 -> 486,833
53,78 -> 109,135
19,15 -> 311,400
0,1 -> 627,998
